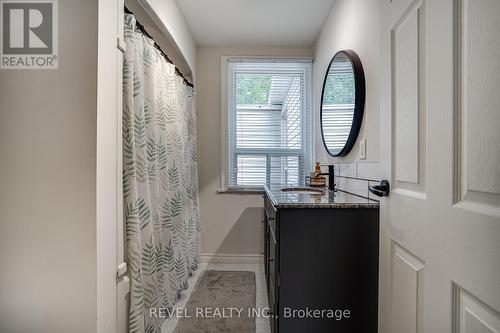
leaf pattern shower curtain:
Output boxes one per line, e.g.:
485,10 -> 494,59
123,13 -> 201,333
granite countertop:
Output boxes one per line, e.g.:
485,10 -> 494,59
264,185 -> 379,209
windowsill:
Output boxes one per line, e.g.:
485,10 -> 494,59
217,188 -> 265,195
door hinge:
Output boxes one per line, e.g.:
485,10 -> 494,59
117,262 -> 128,278
117,36 -> 126,53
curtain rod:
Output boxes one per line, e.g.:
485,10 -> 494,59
124,6 -> 194,88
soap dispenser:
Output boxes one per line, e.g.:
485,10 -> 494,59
307,162 -> 326,187
314,162 -> 321,176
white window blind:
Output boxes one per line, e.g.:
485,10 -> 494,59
225,59 -> 313,190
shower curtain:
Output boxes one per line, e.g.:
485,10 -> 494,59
122,13 -> 201,333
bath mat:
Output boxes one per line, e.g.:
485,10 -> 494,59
174,270 -> 256,333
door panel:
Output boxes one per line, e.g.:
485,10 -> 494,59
454,285 -> 500,333
393,1 -> 421,184
456,0 -> 500,213
392,0 -> 427,195
392,242 -> 424,333
380,0 -> 500,332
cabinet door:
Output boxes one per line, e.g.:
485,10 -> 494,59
268,233 -> 278,333
270,298 -> 278,333
264,195 -> 279,333
268,227 -> 277,302
263,206 -> 269,283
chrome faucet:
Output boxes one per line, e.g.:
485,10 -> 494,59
316,164 -> 336,191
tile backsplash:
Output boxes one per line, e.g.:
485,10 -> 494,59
333,161 -> 381,200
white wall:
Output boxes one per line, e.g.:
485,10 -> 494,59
0,0 -> 98,332
197,45 -> 313,258
314,0 -> 381,170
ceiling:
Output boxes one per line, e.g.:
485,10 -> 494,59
175,0 -> 335,46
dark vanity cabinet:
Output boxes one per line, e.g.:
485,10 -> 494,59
263,191 -> 380,333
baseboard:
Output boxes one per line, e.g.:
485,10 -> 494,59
200,253 -> 264,264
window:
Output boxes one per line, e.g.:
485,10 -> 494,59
222,58 -> 313,190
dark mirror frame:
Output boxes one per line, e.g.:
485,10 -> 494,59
320,49 -> 366,157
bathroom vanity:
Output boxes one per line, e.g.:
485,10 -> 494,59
263,185 -> 379,333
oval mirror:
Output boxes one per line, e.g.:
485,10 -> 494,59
320,49 -> 365,157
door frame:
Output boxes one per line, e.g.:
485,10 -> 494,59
96,0 -> 123,332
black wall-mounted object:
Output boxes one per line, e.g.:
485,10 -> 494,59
320,49 -> 365,157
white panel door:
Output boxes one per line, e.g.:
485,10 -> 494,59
379,0 -> 500,332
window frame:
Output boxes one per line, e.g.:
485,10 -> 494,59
219,56 -> 314,192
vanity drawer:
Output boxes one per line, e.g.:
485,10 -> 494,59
264,196 -> 277,241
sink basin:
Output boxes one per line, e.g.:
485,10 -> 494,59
281,187 -> 325,195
